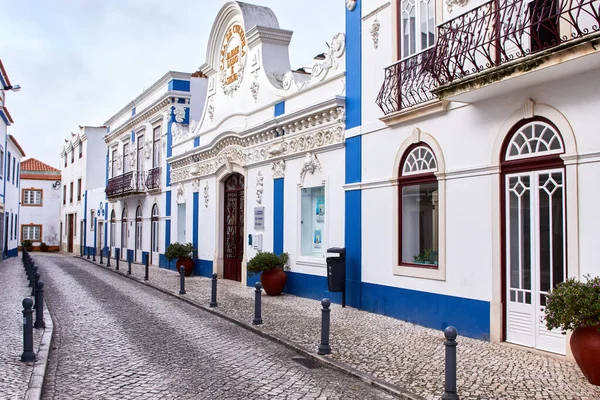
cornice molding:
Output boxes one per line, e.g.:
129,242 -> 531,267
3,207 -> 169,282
105,97 -> 172,143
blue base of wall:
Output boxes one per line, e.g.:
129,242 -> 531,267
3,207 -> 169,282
194,259 -> 213,277
159,254 -> 173,270
284,271 -> 343,305
6,248 -> 18,258
247,271 -> 261,287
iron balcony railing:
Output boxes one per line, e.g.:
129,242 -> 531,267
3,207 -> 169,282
105,171 -> 146,198
377,0 -> 600,115
145,167 -> 161,191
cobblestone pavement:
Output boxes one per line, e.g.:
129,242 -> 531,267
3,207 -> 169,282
57,252 -> 600,400
0,256 -> 45,400
36,254 -> 396,400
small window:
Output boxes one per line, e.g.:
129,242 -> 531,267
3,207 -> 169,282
12,157 -> 15,184
63,185 -> 67,205
0,147 -> 4,177
23,189 -> 43,205
90,210 -> 95,231
300,186 -> 325,257
71,149 -> 74,164
64,155 -> 67,167
7,152 -> 11,181
77,178 -> 82,201
399,145 -> 439,267
22,225 -> 42,241
69,182 -> 73,203
79,144 -> 83,159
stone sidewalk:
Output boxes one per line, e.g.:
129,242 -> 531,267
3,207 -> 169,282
0,255 -> 53,400
69,254 -> 600,399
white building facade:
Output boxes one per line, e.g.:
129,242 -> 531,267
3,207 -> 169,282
19,158 -> 61,250
168,1 -> 346,287
104,71 -> 207,267
352,0 -> 600,357
59,126 -> 106,256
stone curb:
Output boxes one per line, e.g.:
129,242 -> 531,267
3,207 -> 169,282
76,255 -> 424,400
24,298 -> 54,400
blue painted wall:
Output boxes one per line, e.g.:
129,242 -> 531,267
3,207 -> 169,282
193,137 -> 200,147
166,106 -> 173,187
83,189 -> 88,250
168,79 -> 191,92
192,192 -> 199,253
284,271 -> 342,304
274,101 -> 285,117
194,259 -> 213,277
164,190 -> 171,253
345,1 -> 362,129
273,178 -> 284,255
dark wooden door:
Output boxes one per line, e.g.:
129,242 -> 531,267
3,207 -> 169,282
67,214 -> 74,253
223,173 -> 244,281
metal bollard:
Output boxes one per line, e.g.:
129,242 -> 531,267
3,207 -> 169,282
115,249 -> 120,271
21,298 -> 36,362
87,246 -> 90,259
127,254 -> 131,275
252,282 -> 263,325
144,255 -> 149,281
179,266 -> 186,295
34,281 -> 46,329
100,247 -> 103,264
107,248 -> 111,267
318,298 -> 332,355
210,273 -> 218,307
29,266 -> 37,288
32,272 -> 40,297
442,326 -> 459,400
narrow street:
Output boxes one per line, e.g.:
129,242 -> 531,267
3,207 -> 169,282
36,254 -> 395,400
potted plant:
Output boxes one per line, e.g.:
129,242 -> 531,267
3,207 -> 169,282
21,240 -> 33,252
39,242 -> 49,252
247,251 -> 289,296
545,275 -> 600,385
164,242 -> 196,276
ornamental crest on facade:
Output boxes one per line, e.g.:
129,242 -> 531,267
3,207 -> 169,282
220,23 -> 248,96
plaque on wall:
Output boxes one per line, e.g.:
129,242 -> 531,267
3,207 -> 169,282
254,206 -> 265,230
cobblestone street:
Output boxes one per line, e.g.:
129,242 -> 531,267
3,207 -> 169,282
36,254 -> 396,399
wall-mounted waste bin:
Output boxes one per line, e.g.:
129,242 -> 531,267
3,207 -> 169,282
326,247 -> 346,307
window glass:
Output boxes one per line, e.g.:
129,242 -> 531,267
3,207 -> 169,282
23,189 -> 43,205
77,178 -> 82,201
400,0 -> 435,58
90,210 -> 95,231
153,126 -> 161,168
300,186 -> 325,257
123,143 -> 130,173
137,135 -> 144,172
401,182 -> 439,265
0,148 -> 4,176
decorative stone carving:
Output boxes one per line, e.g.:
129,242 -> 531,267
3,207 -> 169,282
172,122 -> 190,144
300,153 -> 322,182
268,143 -> 284,156
523,98 -> 535,119
192,178 -> 200,192
346,0 -> 357,11
207,100 -> 215,121
250,77 -> 259,102
446,0 -> 469,13
271,160 -> 286,179
256,171 -> 264,204
370,18 -> 380,49
190,119 -> 197,133
203,182 -> 209,208
176,182 -> 185,199
128,146 -> 136,169
190,165 -> 200,176
174,105 -> 186,123
164,109 -> 172,124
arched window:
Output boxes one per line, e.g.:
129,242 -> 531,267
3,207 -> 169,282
135,206 -> 143,252
151,204 -> 159,255
110,210 -> 116,248
398,144 -> 439,267
121,207 -> 128,251
501,118 -> 566,354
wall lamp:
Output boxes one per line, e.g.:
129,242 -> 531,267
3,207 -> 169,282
1,85 -> 21,92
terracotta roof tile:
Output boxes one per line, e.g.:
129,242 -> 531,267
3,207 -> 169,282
21,158 -> 60,173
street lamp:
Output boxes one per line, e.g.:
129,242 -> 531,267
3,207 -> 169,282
1,84 -> 21,92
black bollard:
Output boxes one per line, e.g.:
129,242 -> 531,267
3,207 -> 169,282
252,282 -> 263,325
127,253 -> 131,275
210,273 -> 218,307
92,246 -> 96,262
29,265 -> 37,288
179,266 -> 186,295
32,272 -> 40,297
317,298 -> 332,355
442,326 -> 459,400
34,281 -> 46,329
21,298 -> 36,362
100,247 -> 103,264
144,254 -> 149,281
115,249 -> 120,271
87,246 -> 90,259
107,248 -> 111,267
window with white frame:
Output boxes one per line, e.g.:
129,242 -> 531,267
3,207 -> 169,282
300,186 -> 325,257
399,145 -> 439,267
23,189 -> 43,205
111,148 -> 118,178
22,225 -> 41,241
399,0 -> 435,59
0,147 -> 4,177
90,210 -> 95,231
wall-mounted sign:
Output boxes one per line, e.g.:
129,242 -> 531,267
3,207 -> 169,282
254,206 -> 265,230
220,23 -> 247,95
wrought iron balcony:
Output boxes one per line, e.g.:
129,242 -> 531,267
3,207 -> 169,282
377,0 -> 600,115
105,171 -> 146,198
145,167 -> 161,191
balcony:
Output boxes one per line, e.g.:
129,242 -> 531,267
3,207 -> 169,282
377,0 -> 600,116
106,171 -> 146,199
145,167 -> 161,191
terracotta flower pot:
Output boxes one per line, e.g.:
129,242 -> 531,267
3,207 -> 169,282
176,257 -> 195,276
260,267 -> 287,296
570,324 -> 600,386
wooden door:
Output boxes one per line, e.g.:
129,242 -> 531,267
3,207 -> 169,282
223,173 -> 244,281
67,214 -> 74,253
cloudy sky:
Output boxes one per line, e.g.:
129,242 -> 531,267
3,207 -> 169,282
1,0 -> 344,167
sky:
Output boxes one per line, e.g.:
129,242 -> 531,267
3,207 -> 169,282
0,0 -> 344,168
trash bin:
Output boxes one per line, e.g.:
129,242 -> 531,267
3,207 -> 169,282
326,247 -> 346,293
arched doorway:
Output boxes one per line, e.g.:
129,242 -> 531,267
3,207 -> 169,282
223,173 -> 244,281
135,206 -> 142,262
121,207 -> 128,260
501,118 -> 566,354
150,204 -> 159,265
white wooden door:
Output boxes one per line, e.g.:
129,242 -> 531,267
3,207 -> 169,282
505,169 -> 566,354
